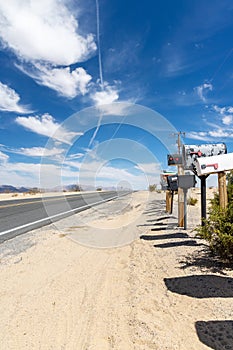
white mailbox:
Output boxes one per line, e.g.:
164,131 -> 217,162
194,152 -> 233,176
183,143 -> 227,171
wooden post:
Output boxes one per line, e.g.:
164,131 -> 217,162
218,171 -> 228,209
166,190 -> 172,213
178,165 -> 184,227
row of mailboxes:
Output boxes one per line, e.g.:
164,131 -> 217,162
182,143 -> 227,171
168,143 -> 227,175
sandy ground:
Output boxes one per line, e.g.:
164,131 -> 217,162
0,190 -> 233,350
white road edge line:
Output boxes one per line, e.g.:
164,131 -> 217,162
0,195 -> 120,237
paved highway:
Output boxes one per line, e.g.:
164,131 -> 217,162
0,191 -> 126,243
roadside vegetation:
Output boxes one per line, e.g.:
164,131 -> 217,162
187,197 -> 198,206
196,171 -> 233,262
148,184 -> 157,192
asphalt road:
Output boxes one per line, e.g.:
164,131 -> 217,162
0,191 -> 126,243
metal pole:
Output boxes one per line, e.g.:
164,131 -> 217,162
170,190 -> 174,214
200,176 -> 207,226
183,189 -> 187,230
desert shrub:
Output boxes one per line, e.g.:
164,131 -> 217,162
148,184 -> 157,192
187,197 -> 198,206
196,171 -> 233,262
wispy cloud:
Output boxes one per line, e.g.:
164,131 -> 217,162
0,150 -> 9,164
195,83 -> 213,102
16,113 -> 81,144
187,103 -> 233,141
0,82 -> 32,113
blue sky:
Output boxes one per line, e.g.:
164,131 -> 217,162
0,0 -> 233,189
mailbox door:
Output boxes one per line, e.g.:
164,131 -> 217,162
195,153 -> 233,176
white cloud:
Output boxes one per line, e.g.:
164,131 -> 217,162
91,84 -> 119,106
187,129 -> 233,141
213,105 -> 226,115
0,144 -> 64,158
186,131 -> 211,141
222,115 -> 232,126
212,105 -> 233,126
19,147 -> 64,157
0,160 -> 61,187
0,0 -> 96,66
0,150 -> 9,164
195,82 -> 213,102
209,129 -> 232,138
18,64 -> 92,98
16,113 -> 81,144
0,81 -> 32,113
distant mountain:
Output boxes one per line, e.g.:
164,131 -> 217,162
0,185 -> 17,193
0,184 -> 120,194
0,185 -> 38,193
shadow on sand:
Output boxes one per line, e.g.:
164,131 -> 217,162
154,240 -> 201,248
179,246 -> 233,275
140,232 -> 189,241
164,274 -> 233,298
195,320 -> 233,350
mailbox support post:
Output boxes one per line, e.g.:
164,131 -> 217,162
166,190 -> 174,214
170,190 -> 174,214
200,175 -> 208,226
178,165 -> 184,227
218,171 -> 228,209
183,188 -> 188,230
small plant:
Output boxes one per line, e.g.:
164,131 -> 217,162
148,184 -> 157,192
196,170 -> 233,262
11,193 -> 18,197
187,197 -> 198,206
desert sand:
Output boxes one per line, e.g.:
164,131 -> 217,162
0,190 -> 233,349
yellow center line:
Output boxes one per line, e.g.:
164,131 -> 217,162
0,194 -> 83,209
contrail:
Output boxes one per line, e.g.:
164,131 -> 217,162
96,0 -> 104,90
88,0 -> 104,148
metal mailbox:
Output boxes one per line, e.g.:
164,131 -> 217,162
182,143 -> 227,172
167,154 -> 183,166
167,175 -> 178,191
194,152 -> 233,176
178,175 -> 196,189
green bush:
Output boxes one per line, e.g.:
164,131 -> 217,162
148,184 -> 157,192
196,171 -> 233,262
187,197 -> 198,206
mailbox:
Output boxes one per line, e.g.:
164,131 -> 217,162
178,175 -> 196,189
167,175 -> 178,191
183,143 -> 227,172
160,171 -> 176,190
167,154 -> 183,166
194,152 -> 233,176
